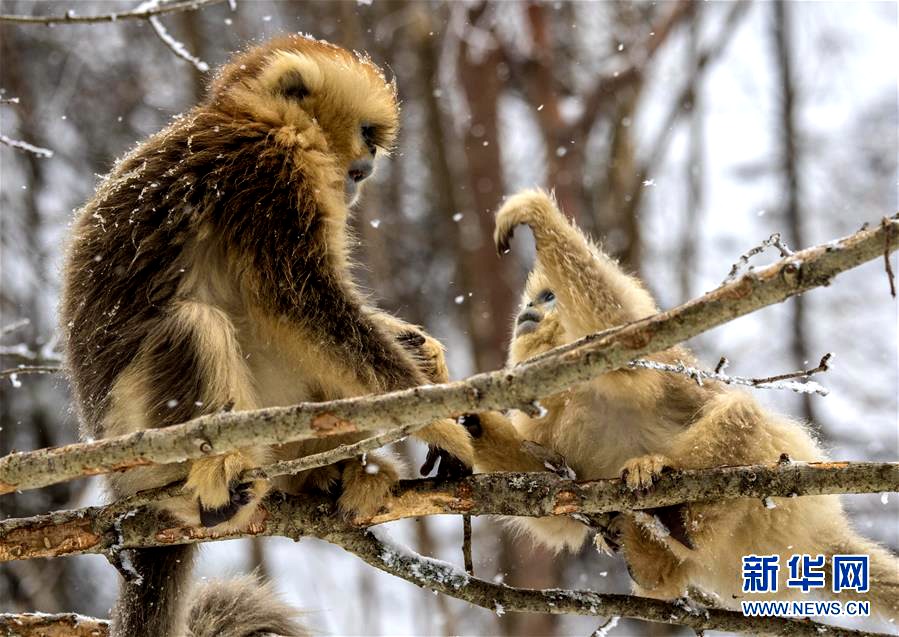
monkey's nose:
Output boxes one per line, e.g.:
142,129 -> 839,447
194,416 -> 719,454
517,308 -> 542,325
348,159 -> 373,183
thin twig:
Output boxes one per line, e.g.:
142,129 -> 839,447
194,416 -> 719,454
628,353 -> 832,396
0,319 -> 30,337
147,13 -> 210,72
883,216 -> 897,298
593,616 -> 620,637
0,134 -> 53,158
462,514 -> 473,575
725,232 -> 794,283
0,365 -> 62,380
0,0 -> 226,24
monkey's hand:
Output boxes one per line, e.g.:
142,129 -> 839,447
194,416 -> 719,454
493,189 -> 560,256
619,453 -> 676,491
185,453 -> 269,528
396,329 -> 450,384
420,444 -> 472,480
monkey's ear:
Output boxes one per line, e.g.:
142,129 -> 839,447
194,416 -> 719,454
276,69 -> 309,100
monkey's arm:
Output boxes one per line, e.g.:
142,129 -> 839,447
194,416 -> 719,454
494,189 -> 658,338
119,300 -> 269,528
462,412 -> 591,552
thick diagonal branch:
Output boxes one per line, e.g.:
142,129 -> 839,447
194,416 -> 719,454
0,216 -> 896,496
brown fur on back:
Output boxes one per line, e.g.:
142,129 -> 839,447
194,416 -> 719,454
186,575 -> 308,637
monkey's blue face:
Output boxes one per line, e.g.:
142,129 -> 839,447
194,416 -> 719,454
515,289 -> 556,337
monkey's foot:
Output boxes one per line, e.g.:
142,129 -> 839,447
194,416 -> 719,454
338,453 -> 401,519
186,453 -> 269,528
619,453 -> 674,491
420,445 -> 472,480
493,189 -> 559,255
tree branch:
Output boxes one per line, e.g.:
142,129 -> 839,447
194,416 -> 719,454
628,352 -> 832,396
0,0 -> 227,24
2,461 -> 895,562
0,613 -> 108,636
0,216 -> 895,496
0,134 -> 53,158
3,462 -> 895,636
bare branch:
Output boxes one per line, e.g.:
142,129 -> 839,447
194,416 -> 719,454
628,352 -> 832,396
147,13 -> 210,71
0,613 -> 108,636
0,216 -> 896,496
0,134 -> 53,158
0,365 -> 63,381
2,461 -> 895,561
0,0 -> 227,25
726,232 -> 795,283
339,528 -> 878,637
2,462 -> 894,635
883,216 -> 897,297
0,318 -> 30,336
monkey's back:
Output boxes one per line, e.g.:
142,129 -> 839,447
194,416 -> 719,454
59,107 -> 318,438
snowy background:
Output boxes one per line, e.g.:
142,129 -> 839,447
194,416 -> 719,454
1,1 -> 896,635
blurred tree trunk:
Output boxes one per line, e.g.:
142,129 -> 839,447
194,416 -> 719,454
771,0 -> 817,426
457,3 -> 519,373
522,2 -> 584,223
679,5 -> 704,301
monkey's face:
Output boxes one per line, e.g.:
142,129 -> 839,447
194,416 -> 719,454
211,35 -> 399,206
508,271 -> 565,365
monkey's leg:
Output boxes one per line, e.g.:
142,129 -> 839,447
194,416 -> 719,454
494,189 -> 658,337
616,514 -> 690,599
148,301 -> 270,529
374,313 -> 475,471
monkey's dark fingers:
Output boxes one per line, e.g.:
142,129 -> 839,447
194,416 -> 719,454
458,413 -> 483,438
434,448 -> 472,480
420,445 -> 472,479
199,482 -> 253,528
646,504 -> 695,550
419,446 -> 440,477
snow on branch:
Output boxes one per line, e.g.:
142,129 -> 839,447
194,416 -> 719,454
628,352 -> 833,396
0,613 -> 108,636
0,133 -> 54,158
0,0 -> 227,24
2,461 -> 895,636
0,0 -> 228,72
0,215 -> 896,496
725,232 -> 795,283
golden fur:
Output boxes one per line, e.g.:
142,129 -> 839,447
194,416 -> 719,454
471,189 -> 899,620
60,34 -> 471,636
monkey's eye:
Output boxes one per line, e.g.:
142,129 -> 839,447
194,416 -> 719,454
276,69 -> 309,101
537,290 -> 556,304
361,125 -> 378,155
